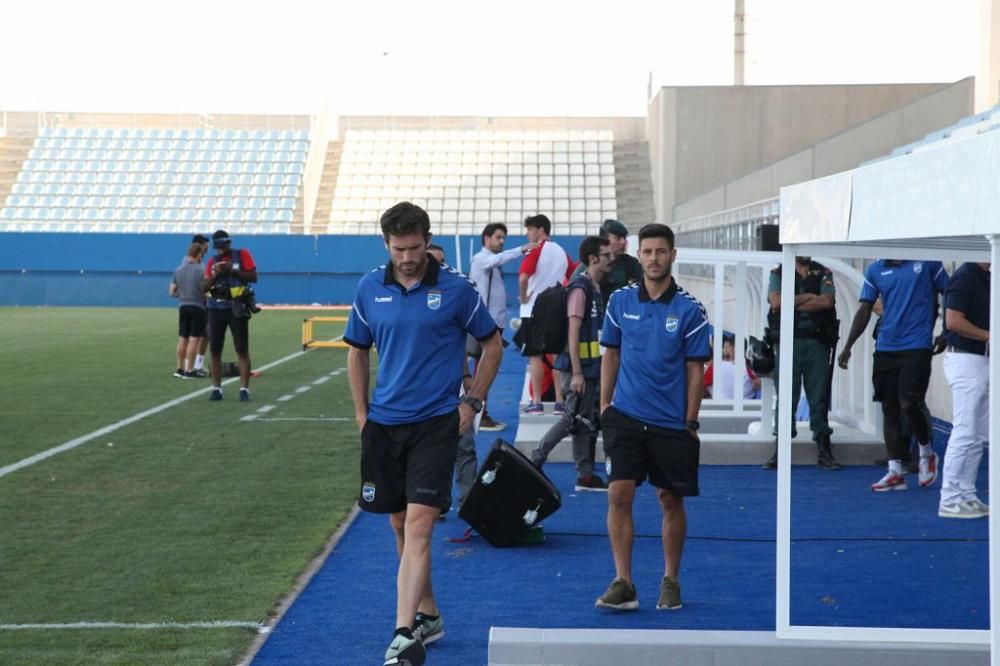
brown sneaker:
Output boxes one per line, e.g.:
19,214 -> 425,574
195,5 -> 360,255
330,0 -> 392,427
478,413 -> 505,432
656,575 -> 682,610
595,577 -> 638,610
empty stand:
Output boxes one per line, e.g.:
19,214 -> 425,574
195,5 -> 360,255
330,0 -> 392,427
0,128 -> 309,234
327,129 -> 617,236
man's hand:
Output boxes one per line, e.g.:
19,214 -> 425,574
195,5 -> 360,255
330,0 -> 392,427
458,402 -> 476,434
932,334 -> 947,355
837,348 -> 851,369
522,241 -> 539,254
355,413 -> 367,431
214,261 -> 231,275
570,371 -> 585,396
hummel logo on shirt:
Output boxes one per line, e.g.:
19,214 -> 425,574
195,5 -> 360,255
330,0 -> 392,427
623,313 -> 640,320
375,296 -> 393,303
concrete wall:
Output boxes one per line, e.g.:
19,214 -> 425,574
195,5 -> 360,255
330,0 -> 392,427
672,79 -> 975,221
336,115 -> 647,141
648,81 -> 963,223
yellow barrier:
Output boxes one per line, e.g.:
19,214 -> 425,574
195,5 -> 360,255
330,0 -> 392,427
302,316 -> 350,350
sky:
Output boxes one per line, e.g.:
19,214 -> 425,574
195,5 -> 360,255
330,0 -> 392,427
0,0 -> 982,117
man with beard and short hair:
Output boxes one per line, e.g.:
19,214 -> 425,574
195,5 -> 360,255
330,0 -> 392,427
344,202 -> 502,666
596,223 -> 710,612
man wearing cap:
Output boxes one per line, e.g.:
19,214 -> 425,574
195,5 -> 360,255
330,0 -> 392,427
201,229 -> 258,402
573,219 -> 642,295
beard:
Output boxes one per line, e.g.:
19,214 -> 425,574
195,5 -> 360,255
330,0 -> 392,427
643,260 -> 672,282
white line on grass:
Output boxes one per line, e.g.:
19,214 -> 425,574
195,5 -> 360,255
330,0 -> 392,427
0,621 -> 263,631
295,386 -> 312,394
249,417 -> 352,422
256,405 -> 276,414
0,346 -> 345,480
276,394 -> 295,402
312,376 -> 331,385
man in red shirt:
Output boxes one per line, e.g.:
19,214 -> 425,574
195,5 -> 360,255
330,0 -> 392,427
201,230 -> 258,402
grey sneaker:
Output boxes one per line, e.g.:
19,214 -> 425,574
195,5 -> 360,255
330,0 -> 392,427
412,612 -> 444,645
967,499 -> 990,514
384,630 -> 425,665
656,575 -> 683,610
595,577 -> 638,610
939,500 -> 989,519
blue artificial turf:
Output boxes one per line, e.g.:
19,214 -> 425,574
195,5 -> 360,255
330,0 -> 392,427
254,320 -> 989,665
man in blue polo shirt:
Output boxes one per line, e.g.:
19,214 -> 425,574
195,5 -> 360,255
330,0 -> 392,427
595,223 -> 710,612
838,259 -> 948,492
938,262 -> 991,519
344,202 -> 502,666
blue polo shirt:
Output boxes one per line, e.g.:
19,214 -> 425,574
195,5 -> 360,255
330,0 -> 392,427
344,257 -> 498,425
860,260 -> 948,352
944,262 -> 990,354
600,280 -> 711,430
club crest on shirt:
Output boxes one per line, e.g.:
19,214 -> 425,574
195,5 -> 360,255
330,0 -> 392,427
362,483 -> 376,503
427,291 -> 442,310
912,263 -> 923,274
665,315 -> 679,333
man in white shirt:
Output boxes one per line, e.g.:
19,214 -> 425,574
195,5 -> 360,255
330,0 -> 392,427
467,223 -> 537,430
518,214 -> 571,413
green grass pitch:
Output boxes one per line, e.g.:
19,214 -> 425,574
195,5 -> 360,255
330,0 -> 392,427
0,307 -> 361,665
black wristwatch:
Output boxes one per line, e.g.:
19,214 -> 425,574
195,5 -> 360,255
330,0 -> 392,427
461,395 -> 484,413
685,420 -> 700,432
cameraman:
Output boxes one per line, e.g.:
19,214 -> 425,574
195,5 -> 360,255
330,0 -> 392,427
201,229 -> 258,402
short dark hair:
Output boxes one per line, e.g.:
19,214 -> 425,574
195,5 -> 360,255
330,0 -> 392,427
481,222 -> 508,245
524,214 -> 551,236
426,243 -> 445,260
192,233 -> 209,245
380,202 -> 431,240
578,235 -> 609,266
637,223 -> 675,249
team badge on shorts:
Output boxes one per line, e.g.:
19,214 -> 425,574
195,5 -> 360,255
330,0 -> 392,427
362,483 -> 376,503
665,315 -> 679,333
605,458 -> 612,477
912,263 -> 923,274
427,291 -> 442,310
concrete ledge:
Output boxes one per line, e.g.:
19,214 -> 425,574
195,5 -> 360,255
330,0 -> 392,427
488,628 -> 989,666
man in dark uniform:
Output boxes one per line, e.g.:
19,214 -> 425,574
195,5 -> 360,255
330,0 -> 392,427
572,219 -> 642,295
763,256 -> 841,470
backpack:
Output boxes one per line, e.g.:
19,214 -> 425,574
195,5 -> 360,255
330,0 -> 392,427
529,284 -> 569,354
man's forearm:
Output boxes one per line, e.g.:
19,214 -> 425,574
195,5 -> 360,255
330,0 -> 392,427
600,348 -> 620,410
842,305 -> 873,351
346,347 -> 370,419
946,309 -> 990,342
468,333 -> 502,400
567,317 -> 583,374
518,274 -> 529,303
685,361 -> 704,422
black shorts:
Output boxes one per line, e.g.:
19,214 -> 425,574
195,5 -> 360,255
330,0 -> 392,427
359,411 -> 460,513
208,307 -> 249,355
600,405 -> 700,496
517,317 -> 544,357
872,349 -> 932,404
178,305 -> 207,338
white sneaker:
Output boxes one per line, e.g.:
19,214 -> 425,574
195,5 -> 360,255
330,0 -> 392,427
871,471 -> 907,492
918,452 -> 939,488
938,500 -> 989,519
967,498 -> 990,514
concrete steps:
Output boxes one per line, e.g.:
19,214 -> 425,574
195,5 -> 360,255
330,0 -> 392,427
612,140 -> 654,230
311,140 -> 342,232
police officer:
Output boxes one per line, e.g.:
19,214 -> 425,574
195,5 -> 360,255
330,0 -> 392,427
762,256 -> 841,470
596,223 -> 710,613
201,229 -> 258,402
938,262 -> 991,518
572,218 -> 642,295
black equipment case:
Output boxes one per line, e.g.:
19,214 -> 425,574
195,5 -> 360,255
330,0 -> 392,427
458,439 -> 562,547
